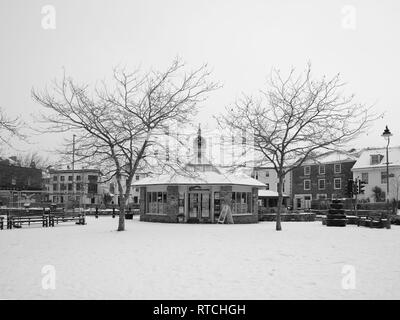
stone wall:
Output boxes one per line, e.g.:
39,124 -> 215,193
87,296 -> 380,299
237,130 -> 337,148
259,213 -> 316,222
139,187 -> 146,214
232,214 -> 259,223
166,185 -> 179,220
140,214 -> 178,223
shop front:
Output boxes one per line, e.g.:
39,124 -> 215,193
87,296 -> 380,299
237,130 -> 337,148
133,125 -> 265,224
138,183 -> 261,224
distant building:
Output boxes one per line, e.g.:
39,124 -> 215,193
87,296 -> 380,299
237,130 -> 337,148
291,151 -> 358,209
352,147 -> 400,202
105,171 -> 150,206
0,158 -> 44,207
45,168 -> 104,206
249,166 -> 292,197
0,158 -> 42,191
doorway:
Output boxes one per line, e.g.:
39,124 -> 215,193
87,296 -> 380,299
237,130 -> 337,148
188,192 -> 210,219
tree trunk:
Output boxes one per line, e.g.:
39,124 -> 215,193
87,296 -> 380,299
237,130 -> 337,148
276,175 -> 284,231
116,174 -> 125,231
117,196 -> 125,231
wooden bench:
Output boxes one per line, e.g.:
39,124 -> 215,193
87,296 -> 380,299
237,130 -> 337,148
49,213 -> 86,227
7,214 -> 48,229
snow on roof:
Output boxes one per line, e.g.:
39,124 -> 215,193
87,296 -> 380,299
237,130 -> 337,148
302,151 -> 358,165
258,189 -> 290,198
132,169 -> 266,187
352,147 -> 400,170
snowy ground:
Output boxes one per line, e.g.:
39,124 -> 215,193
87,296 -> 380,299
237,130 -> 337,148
0,216 -> 399,300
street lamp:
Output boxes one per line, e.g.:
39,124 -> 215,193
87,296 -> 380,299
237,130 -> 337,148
382,125 -> 392,219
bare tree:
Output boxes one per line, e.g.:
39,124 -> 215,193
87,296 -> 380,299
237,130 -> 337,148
0,107 -> 23,147
15,151 -> 51,169
33,58 -> 218,231
218,64 -> 377,231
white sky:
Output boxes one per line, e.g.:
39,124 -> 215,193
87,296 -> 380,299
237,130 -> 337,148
1,0 -> 399,162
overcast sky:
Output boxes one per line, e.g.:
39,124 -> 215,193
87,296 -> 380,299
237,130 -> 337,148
1,0 -> 399,162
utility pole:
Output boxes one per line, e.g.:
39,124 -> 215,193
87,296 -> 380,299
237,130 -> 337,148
72,134 -> 76,214
381,126 -> 392,219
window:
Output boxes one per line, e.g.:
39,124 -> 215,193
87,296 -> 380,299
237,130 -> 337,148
253,171 -> 259,180
60,176 -> 65,181
334,164 -> 341,174
68,184 -> 73,191
265,171 -> 269,177
317,194 -> 327,200
304,166 -> 311,176
231,192 -> 252,214
60,184 -> 66,191
53,176 -> 58,181
146,191 -> 167,214
304,180 -> 311,190
109,183 -> 115,194
11,176 -> 16,185
319,165 -> 325,175
136,175 -> 140,180
76,183 -> 81,191
88,175 -> 98,182
88,183 -> 98,193
265,183 -> 269,190
68,176 -> 73,181
334,178 -> 341,190
371,154 -> 383,165
361,173 -> 369,184
318,179 -> 326,190
381,172 -> 387,184
53,183 -> 58,191
133,196 -> 138,204
76,175 -> 81,181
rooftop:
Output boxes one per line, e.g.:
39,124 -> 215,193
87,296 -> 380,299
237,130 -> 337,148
301,150 -> 358,166
352,146 -> 400,170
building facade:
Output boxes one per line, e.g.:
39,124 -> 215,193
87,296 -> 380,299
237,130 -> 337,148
106,171 -> 149,206
46,168 -> 104,206
0,158 -> 44,207
0,159 -> 43,191
250,166 -> 292,197
352,147 -> 400,202
133,127 -> 265,223
291,151 -> 357,209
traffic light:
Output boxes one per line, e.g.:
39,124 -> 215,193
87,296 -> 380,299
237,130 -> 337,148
346,179 -> 354,198
353,179 -> 359,195
358,180 -> 366,194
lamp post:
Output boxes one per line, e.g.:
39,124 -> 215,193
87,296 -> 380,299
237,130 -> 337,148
381,125 -> 392,219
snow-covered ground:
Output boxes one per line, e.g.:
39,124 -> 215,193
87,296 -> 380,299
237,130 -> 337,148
0,216 -> 399,299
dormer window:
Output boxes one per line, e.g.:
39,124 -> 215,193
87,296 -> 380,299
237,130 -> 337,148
370,154 -> 384,165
